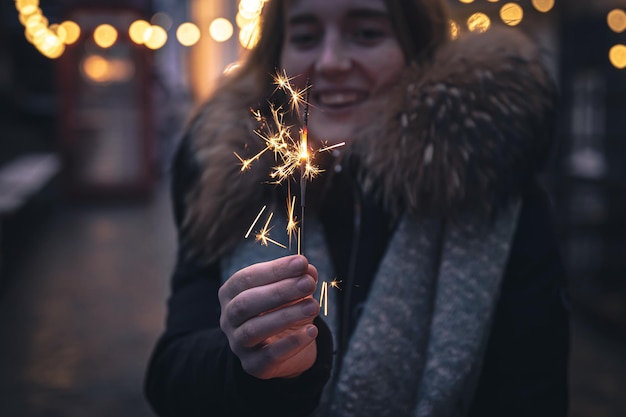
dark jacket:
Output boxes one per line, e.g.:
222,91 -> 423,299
144,26 -> 569,417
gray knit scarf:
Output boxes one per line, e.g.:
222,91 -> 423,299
222,200 -> 520,417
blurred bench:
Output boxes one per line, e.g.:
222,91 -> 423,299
0,153 -> 61,287
0,153 -> 60,216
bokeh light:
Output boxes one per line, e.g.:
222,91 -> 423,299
609,44 -> 626,69
607,9 -> 626,34
176,22 -> 201,47
81,55 -> 135,83
60,20 -> 80,45
239,22 -> 260,49
129,19 -> 151,45
15,0 -> 39,16
93,24 -> 117,48
467,13 -> 491,33
239,0 -> 265,15
144,25 -> 168,50
500,3 -> 524,27
532,0 -> 555,13
449,20 -> 460,40
458,0 -> 475,4
210,18 -> 234,43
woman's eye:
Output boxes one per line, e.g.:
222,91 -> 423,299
288,30 -> 319,48
354,29 -> 384,41
349,26 -> 387,44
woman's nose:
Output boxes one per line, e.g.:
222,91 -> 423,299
315,35 -> 351,75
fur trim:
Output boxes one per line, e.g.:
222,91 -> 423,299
351,25 -> 556,217
179,78 -> 275,262
180,26 -> 556,261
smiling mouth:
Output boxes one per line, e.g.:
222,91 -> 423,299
315,91 -> 368,108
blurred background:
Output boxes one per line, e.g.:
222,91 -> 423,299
0,0 -> 625,416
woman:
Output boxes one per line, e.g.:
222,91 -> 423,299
145,0 -> 569,416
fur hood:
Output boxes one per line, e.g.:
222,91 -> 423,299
177,26 -> 557,262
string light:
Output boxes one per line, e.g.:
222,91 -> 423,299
609,44 -> 626,69
532,0 -> 555,13
176,22 -> 201,47
210,18 -> 234,43
467,12 -> 491,33
607,9 -> 626,34
500,3 -> 524,27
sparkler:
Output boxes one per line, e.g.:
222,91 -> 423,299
240,71 -> 346,315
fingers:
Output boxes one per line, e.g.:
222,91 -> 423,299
230,297 -> 320,348
238,325 -> 318,380
219,255 -> 309,302
224,274 -> 317,328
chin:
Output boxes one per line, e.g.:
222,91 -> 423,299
308,117 -> 356,146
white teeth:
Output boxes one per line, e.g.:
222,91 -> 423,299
318,92 -> 363,106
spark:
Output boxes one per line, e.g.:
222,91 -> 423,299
254,211 -> 287,248
286,193 -> 299,249
245,205 -> 267,238
245,206 -> 286,249
318,142 -> 346,153
329,278 -> 343,290
319,281 -> 328,316
273,69 -> 311,115
234,147 -> 269,172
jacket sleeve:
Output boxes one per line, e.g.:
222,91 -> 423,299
143,134 -> 333,417
468,180 -> 570,417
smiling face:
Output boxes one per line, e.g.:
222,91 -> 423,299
280,0 -> 406,144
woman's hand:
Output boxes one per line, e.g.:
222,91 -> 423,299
218,255 -> 320,380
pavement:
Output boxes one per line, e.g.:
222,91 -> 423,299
0,181 -> 624,417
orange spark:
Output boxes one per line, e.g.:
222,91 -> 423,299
254,211 -> 287,248
286,194 -> 298,249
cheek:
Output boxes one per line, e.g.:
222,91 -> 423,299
370,47 -> 405,89
279,50 -> 310,89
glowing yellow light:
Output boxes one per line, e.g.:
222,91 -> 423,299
151,12 -> 172,31
109,58 -> 135,82
236,12 -> 258,29
25,23 -> 47,43
82,55 -> 110,83
500,3 -> 524,26
239,22 -> 260,49
239,0 -> 265,15
487,0 -> 500,2
24,13 -> 47,29
144,25 -> 168,50
48,23 -> 67,44
16,0 -> 39,15
449,20 -> 460,40
18,8 -> 41,26
607,9 -> 626,34
609,44 -> 626,69
60,20 -> 80,45
224,61 -> 242,74
209,18 -> 234,42
129,20 -> 151,44
458,0 -> 474,3
532,0 -> 555,13
93,24 -> 117,48
37,30 -> 64,59
467,13 -> 491,33
176,22 -> 201,46
238,6 -> 262,22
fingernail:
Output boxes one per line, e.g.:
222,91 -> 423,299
306,325 -> 318,338
302,299 -> 318,316
296,276 -> 314,293
289,256 -> 305,273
